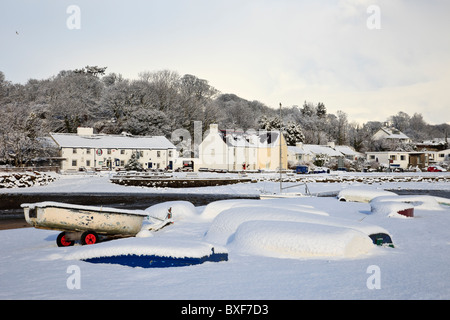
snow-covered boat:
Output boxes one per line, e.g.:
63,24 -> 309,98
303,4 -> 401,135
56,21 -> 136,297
260,181 -> 311,199
64,238 -> 228,268
259,192 -> 305,199
21,202 -> 152,247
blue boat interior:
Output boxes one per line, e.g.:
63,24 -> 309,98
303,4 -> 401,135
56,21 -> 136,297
82,249 -> 228,268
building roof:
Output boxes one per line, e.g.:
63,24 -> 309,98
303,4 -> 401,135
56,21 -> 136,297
304,144 -> 343,157
334,145 -> 362,157
221,130 -> 283,148
287,145 -> 312,155
50,132 -> 176,150
374,127 -> 410,140
288,144 -> 343,157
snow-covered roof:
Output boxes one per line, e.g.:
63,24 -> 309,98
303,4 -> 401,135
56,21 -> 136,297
334,145 -> 362,156
287,146 -> 312,155
303,144 -> 343,157
289,144 -> 363,157
50,132 -> 176,150
222,131 -> 282,148
374,127 -> 410,140
416,139 -> 447,146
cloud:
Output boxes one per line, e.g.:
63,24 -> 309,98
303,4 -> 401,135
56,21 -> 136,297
1,0 -> 449,124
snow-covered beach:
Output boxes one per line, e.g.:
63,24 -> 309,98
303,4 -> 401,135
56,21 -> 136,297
1,171 -> 449,301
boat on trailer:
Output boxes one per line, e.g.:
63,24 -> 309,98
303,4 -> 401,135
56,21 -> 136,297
21,202 -> 170,247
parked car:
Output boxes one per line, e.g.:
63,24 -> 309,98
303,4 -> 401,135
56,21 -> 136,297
295,165 -> 309,174
313,167 -> 330,174
427,165 -> 447,172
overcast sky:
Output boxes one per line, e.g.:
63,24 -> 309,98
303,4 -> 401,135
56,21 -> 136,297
1,0 -> 449,125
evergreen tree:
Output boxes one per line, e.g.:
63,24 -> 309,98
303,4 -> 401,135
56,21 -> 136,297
284,121 -> 305,146
125,152 -> 143,171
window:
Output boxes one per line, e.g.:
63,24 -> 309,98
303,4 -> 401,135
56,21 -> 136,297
369,155 -> 376,160
73,148 -> 77,154
86,160 -> 91,167
72,160 -> 77,166
390,155 -> 396,160
157,151 -> 161,158
168,151 -> 172,157
107,149 -> 112,155
86,149 -> 91,154
439,153 -> 445,158
400,155 -> 406,161
121,150 -> 125,155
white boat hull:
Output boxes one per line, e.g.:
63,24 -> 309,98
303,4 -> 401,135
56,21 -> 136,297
260,193 -> 305,200
22,202 -> 147,236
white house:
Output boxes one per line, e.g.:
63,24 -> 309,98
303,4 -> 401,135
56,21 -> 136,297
366,151 -> 410,170
334,145 -> 364,161
287,142 -> 345,166
365,151 -> 434,170
372,127 -> 411,144
51,127 -> 177,172
198,124 -> 287,171
429,149 -> 450,164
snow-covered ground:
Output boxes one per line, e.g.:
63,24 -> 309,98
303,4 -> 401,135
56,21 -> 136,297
1,171 -> 449,300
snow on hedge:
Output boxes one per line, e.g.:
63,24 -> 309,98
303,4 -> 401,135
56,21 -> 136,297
0,171 -> 56,188
229,220 -> 374,258
337,186 -> 397,203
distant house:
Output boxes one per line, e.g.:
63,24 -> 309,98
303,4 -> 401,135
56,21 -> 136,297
198,124 -> 287,171
366,151 -> 432,170
415,138 -> 448,152
287,142 -> 345,165
429,149 -> 450,164
334,145 -> 364,161
50,127 -> 177,172
372,127 -> 411,144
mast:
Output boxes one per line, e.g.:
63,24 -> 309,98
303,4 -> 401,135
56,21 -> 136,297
279,102 -> 282,193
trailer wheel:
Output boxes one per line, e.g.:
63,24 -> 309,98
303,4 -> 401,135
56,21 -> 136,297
57,232 -> 75,247
81,231 -> 99,245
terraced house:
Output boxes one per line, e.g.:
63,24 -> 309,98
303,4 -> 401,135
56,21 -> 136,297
50,127 -> 177,172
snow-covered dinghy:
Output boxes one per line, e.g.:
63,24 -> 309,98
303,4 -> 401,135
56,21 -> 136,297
21,202 -> 153,247
64,238 -> 228,268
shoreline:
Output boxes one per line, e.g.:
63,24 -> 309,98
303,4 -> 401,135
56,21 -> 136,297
0,218 -> 31,230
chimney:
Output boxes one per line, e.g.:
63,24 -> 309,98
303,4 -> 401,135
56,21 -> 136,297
327,141 -> 335,148
210,124 -> 219,134
77,127 -> 94,136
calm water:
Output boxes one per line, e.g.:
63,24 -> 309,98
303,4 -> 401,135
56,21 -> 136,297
0,192 -> 259,218
1,189 -> 448,219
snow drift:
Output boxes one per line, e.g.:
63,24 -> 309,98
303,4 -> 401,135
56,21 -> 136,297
203,199 -> 391,258
370,195 -> 449,218
370,195 -> 449,211
338,187 -> 397,203
229,220 -> 374,258
201,198 -> 329,220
